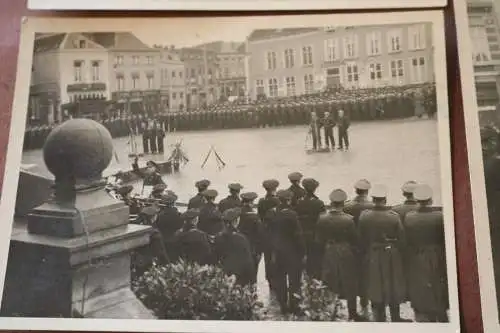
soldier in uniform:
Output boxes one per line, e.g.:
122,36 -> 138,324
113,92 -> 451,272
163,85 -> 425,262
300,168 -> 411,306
198,189 -> 224,236
337,109 -> 350,150
239,191 -> 265,283
150,183 -> 167,199
344,179 -> 374,226
188,179 -> 210,210
172,208 -> 213,265
322,111 -> 336,150
156,191 -> 184,260
269,189 -> 305,314
156,122 -> 166,154
316,189 -> 360,321
296,178 -> 326,278
405,185 -> 449,322
392,181 -> 419,223
132,157 -> 166,190
218,183 -> 244,213
358,185 -> 408,322
288,172 -> 306,209
258,179 -> 281,290
214,208 -> 256,286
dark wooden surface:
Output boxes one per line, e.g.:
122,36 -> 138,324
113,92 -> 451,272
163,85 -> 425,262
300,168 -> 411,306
0,0 -> 482,332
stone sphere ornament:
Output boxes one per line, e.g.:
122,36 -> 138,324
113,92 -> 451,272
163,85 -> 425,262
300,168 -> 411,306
43,119 -> 114,181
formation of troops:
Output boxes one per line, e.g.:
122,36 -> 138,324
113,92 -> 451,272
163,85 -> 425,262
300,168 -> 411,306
113,161 -> 449,323
23,83 -> 436,151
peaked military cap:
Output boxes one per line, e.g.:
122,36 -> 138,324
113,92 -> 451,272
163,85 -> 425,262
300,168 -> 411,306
140,205 -> 160,217
371,185 -> 388,199
222,207 -> 242,222
152,183 -> 167,193
182,208 -> 200,220
354,179 -> 371,191
161,190 -> 178,204
146,160 -> 159,169
288,172 -> 303,181
202,189 -> 218,198
329,189 -> 347,203
302,178 -> 319,191
116,184 -> 134,197
401,181 -> 418,194
263,179 -> 280,190
241,192 -> 258,201
228,183 -> 244,191
414,184 -> 433,201
276,189 -> 293,200
195,179 -> 211,188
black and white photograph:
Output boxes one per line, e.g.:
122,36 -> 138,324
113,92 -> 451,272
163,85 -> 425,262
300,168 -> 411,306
0,13 -> 458,333
455,0 -> 500,331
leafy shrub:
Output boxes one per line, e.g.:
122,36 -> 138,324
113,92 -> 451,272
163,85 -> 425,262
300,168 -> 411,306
290,276 -> 341,321
132,260 -> 264,320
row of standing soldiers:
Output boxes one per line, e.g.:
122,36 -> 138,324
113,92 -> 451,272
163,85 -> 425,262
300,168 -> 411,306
118,171 -> 448,322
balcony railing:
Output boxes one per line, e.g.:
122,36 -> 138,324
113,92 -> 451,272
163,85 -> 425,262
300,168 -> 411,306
66,82 -> 106,93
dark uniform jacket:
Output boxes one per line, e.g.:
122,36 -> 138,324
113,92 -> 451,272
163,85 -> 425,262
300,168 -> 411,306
132,228 -> 170,278
344,196 -> 374,226
198,202 -> 224,236
321,116 -> 336,129
337,116 -> 350,131
239,206 -> 265,256
404,208 -> 449,313
187,193 -> 205,210
288,184 -> 306,209
257,194 -> 280,221
296,194 -> 326,240
358,207 -> 406,304
218,195 -> 242,213
392,200 -> 419,224
316,210 -> 359,299
172,226 -> 213,265
132,162 -> 165,187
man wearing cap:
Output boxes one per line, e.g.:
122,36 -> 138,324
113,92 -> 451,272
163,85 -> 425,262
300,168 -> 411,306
257,179 -> 281,290
239,192 -> 265,283
218,183 -> 244,213
288,172 -> 306,210
150,183 -> 167,199
172,208 -> 213,265
116,184 -> 141,215
269,189 -> 306,314
392,181 -> 419,223
316,189 -> 360,321
296,178 -> 326,278
188,179 -> 211,210
344,179 -> 375,226
358,185 -> 408,322
198,189 -> 224,236
404,184 -> 448,322
214,208 -> 256,286
156,191 -> 184,259
132,156 -> 165,190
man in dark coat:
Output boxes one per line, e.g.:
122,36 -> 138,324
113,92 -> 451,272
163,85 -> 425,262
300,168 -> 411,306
156,123 -> 166,154
257,179 -> 281,290
316,189 -> 360,321
132,158 -> 166,194
322,111 -> 336,150
309,111 -> 322,151
358,185 -> 409,322
198,189 -> 224,236
214,208 -> 256,286
392,181 -> 419,223
288,172 -> 306,210
295,178 -> 326,279
269,189 -> 306,315
405,185 -> 449,322
218,183 -> 244,213
172,208 -> 213,265
156,191 -> 184,261
150,183 -> 167,199
187,179 -> 210,210
337,109 -> 350,150
239,191 -> 265,283
344,179 -> 374,226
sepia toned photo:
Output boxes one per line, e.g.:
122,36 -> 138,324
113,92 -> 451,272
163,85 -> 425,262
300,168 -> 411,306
0,13 -> 458,333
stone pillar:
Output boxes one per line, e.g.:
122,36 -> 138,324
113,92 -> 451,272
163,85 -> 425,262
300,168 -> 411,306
1,119 -> 155,319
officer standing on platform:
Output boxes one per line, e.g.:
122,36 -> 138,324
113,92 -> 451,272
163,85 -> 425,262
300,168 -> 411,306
358,185 -> 409,322
296,178 -> 326,278
198,189 -> 224,236
316,189 -> 361,322
404,184 -> 449,322
218,183 -> 244,213
322,111 -> 336,150
188,179 -> 211,210
337,109 -> 350,150
270,189 -> 305,315
392,181 -> 419,223
288,172 -> 306,209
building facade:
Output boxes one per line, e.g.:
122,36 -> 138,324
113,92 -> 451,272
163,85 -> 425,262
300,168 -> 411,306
159,47 -> 186,112
176,47 -> 219,110
246,24 -> 434,100
30,33 -> 111,124
467,0 -> 500,115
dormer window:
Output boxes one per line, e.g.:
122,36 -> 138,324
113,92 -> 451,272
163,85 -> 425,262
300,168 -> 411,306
79,39 -> 86,48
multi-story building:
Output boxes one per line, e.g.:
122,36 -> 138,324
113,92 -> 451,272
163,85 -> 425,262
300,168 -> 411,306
159,47 -> 186,112
176,47 -> 218,110
198,41 -> 247,101
86,33 -> 162,115
246,24 -> 434,100
29,33 -> 111,124
467,0 -> 500,117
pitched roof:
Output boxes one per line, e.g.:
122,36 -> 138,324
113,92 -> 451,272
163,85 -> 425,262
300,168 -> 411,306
33,33 -> 66,53
83,32 -> 151,50
196,41 -> 244,54
247,27 -> 321,42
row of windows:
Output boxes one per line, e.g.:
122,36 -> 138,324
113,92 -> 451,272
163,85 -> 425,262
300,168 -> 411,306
73,60 -> 101,83
161,68 -> 184,80
256,57 -> 427,97
115,74 -> 156,91
264,25 -> 427,71
114,55 -> 155,66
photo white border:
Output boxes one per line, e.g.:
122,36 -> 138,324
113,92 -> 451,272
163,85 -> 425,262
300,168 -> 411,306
0,12 -> 459,333
27,0 -> 447,11
454,0 -> 500,331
